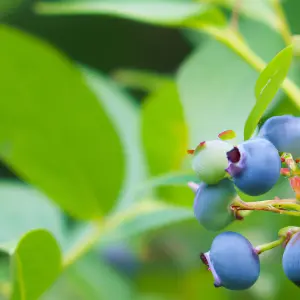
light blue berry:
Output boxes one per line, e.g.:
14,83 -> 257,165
226,138 -> 281,196
258,115 -> 300,158
201,231 -> 260,290
193,179 -> 236,231
282,232 -> 300,287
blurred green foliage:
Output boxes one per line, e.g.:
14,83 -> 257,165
0,0 -> 299,299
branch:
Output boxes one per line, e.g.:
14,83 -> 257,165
272,0 -> 292,45
184,23 -> 300,111
232,197 -> 300,217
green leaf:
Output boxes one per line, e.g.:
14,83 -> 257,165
43,251 -> 135,300
201,0 -> 279,31
244,45 -> 293,140
80,66 -> 147,209
0,25 -> 124,220
0,181 -> 65,248
72,253 -> 134,300
138,172 -> 199,190
101,200 -> 194,243
177,19 -> 284,145
112,69 -> 173,92
260,60 -> 300,120
35,1 -> 212,26
141,81 -> 191,206
142,81 -> 188,175
0,0 -> 22,16
134,172 -> 199,200
11,229 -> 62,300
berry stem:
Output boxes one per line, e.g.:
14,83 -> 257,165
255,236 -> 285,254
255,227 -> 300,254
282,153 -> 300,174
231,197 -> 300,216
278,226 -> 300,238
271,0 -> 292,46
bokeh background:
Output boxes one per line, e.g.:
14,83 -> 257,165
1,0 -> 300,299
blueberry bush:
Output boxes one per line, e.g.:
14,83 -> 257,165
1,0 -> 300,299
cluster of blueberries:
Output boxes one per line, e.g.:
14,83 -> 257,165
188,115 -> 300,290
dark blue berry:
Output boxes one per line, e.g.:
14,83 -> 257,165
258,115 -> 300,158
193,179 -> 236,231
226,138 -> 281,196
282,231 -> 300,287
201,231 -> 260,290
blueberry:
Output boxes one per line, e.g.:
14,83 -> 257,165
193,179 -> 236,231
258,115 -> 300,158
100,242 -> 139,276
191,140 -> 233,184
201,231 -> 260,290
282,231 -> 300,287
226,138 -> 281,196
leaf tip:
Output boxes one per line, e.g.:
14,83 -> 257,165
218,129 -> 236,140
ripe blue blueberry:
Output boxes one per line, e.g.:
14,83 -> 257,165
193,179 -> 236,231
282,231 -> 300,287
201,231 -> 260,290
258,115 -> 300,158
226,138 -> 281,196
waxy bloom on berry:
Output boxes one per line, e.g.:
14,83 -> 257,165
282,231 -> 300,287
258,115 -> 300,158
226,138 -> 281,196
201,232 -> 260,290
193,179 -> 236,231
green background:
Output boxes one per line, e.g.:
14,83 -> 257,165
0,0 -> 300,299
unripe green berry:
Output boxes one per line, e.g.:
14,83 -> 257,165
191,140 -> 232,184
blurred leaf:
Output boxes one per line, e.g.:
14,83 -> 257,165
64,200 -> 194,259
141,82 -> 191,206
133,172 -> 199,206
292,35 -> 300,57
200,0 -> 279,31
44,250 -> 135,300
102,200 -> 193,244
136,172 -> 199,192
80,66 -> 147,209
35,2 -> 214,26
0,0 -> 22,16
11,229 -> 62,300
177,38 -> 256,144
136,268 -> 181,298
112,69 -> 173,92
75,253 -> 134,299
244,45 -> 293,140
0,181 -> 65,248
0,25 -> 124,220
142,82 -> 188,175
177,19 -> 283,145
179,267 -> 229,299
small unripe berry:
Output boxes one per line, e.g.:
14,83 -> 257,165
191,140 -> 233,184
193,179 -> 236,231
201,231 -> 260,290
282,231 -> 300,287
258,115 -> 300,158
226,138 -> 281,196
